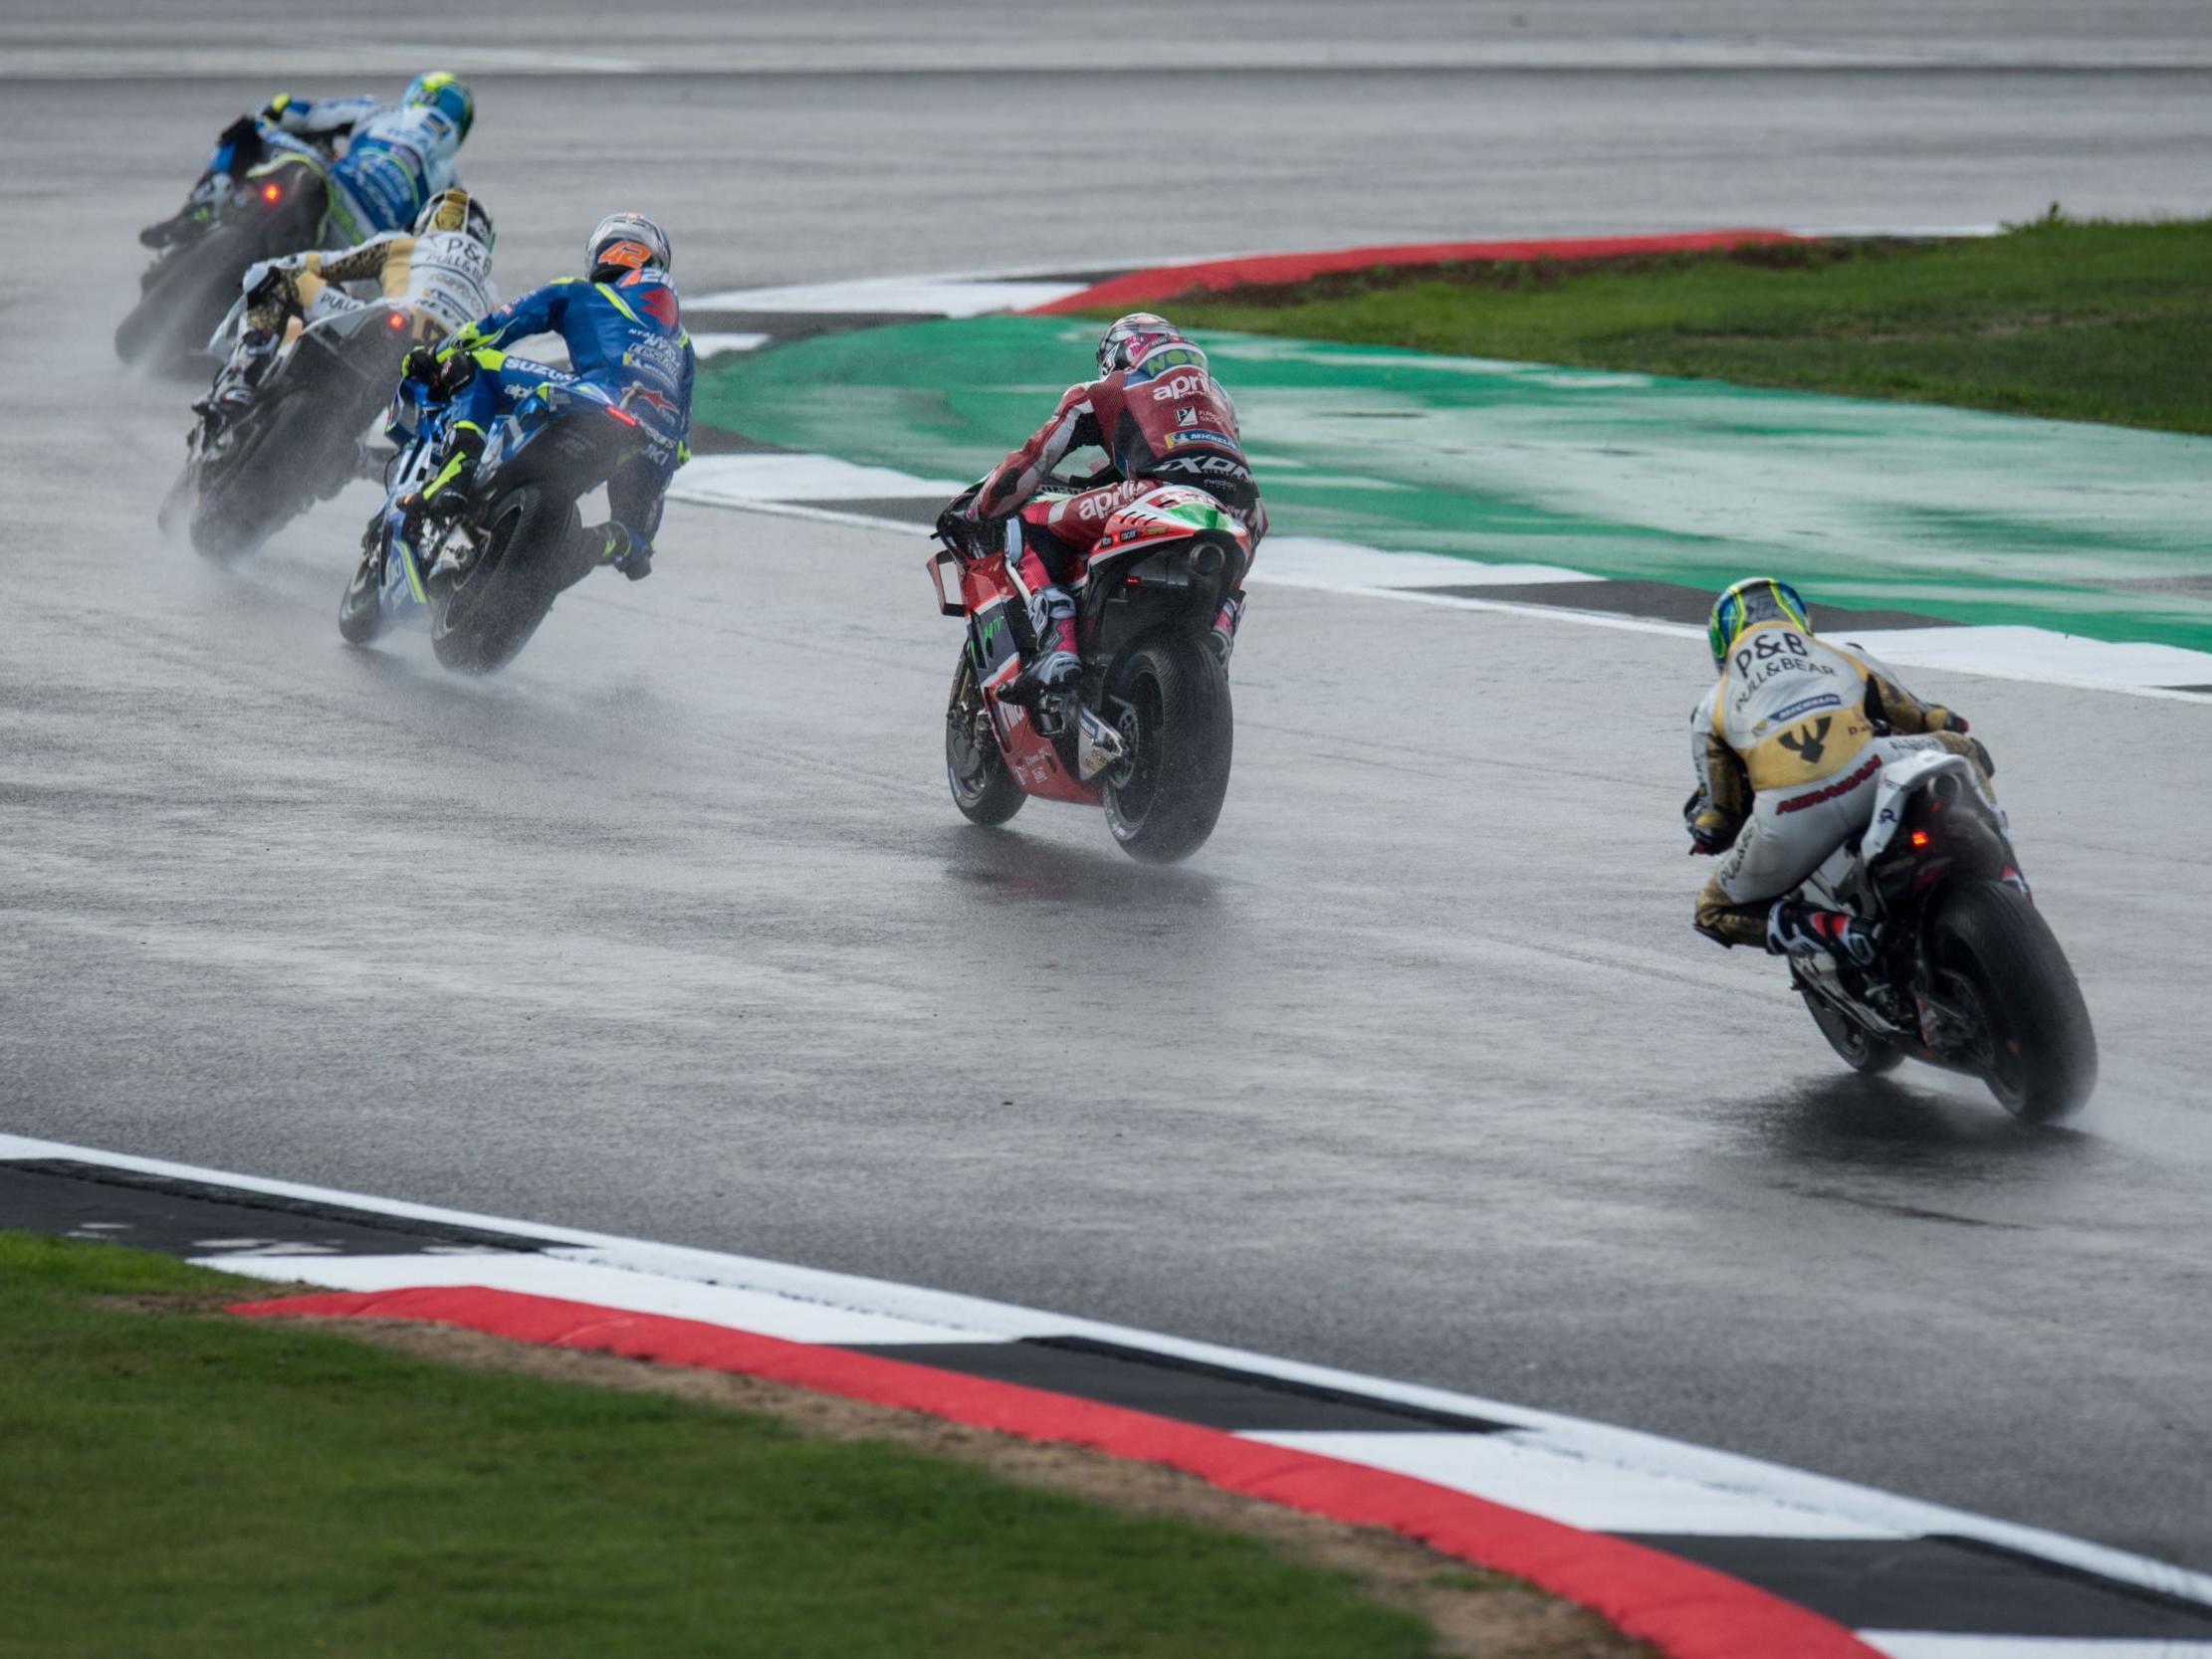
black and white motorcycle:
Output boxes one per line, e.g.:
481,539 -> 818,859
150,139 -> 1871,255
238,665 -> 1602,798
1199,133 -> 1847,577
1786,746 -> 2097,1122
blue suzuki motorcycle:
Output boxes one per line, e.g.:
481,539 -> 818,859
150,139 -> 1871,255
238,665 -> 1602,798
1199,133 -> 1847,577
339,368 -> 672,674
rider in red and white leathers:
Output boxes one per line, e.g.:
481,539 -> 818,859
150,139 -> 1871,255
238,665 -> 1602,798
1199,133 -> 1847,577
964,312 -> 1265,700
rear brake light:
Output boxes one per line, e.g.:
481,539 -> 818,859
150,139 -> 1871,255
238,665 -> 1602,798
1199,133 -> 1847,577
385,311 -> 407,330
261,182 -> 282,202
604,405 -> 639,427
1909,829 -> 1930,848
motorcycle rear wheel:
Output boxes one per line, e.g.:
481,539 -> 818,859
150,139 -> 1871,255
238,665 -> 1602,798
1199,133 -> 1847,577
945,655 -> 1024,826
1102,634 -> 1233,864
187,392 -> 312,561
1929,880 -> 2098,1122
116,224 -> 263,377
430,486 -> 570,675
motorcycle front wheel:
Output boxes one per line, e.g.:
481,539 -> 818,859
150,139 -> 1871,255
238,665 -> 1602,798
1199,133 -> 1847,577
1102,633 -> 1233,863
1793,969 -> 1905,1076
1929,880 -> 2098,1122
945,654 -> 1024,826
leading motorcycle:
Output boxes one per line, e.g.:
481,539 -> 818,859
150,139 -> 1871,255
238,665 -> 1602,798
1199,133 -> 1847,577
1784,746 -> 2097,1121
118,145 -> 335,376
927,481 -> 1249,863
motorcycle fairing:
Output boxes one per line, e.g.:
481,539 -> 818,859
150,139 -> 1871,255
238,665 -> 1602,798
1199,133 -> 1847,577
1862,750 -> 2004,866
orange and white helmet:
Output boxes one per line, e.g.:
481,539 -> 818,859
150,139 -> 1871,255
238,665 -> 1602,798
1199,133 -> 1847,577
1097,311 -> 1183,376
586,211 -> 672,280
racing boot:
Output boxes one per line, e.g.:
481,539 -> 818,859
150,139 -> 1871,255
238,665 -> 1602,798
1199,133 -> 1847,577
1766,899 -> 1881,968
996,586 -> 1080,708
1209,589 -> 1247,668
407,423 -> 486,526
196,327 -> 281,430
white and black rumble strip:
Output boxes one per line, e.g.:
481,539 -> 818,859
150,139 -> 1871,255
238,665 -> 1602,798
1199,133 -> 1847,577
7,1136 -> 2211,1658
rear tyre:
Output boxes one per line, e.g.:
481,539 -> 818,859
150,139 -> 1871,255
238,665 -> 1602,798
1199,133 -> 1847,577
1929,881 -> 2098,1122
945,655 -> 1024,826
429,485 -> 569,675
1102,633 -> 1233,864
187,393 -> 312,560
115,229 -> 253,376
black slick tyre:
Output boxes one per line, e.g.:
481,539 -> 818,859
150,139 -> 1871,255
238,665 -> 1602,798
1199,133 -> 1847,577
945,654 -> 1024,826
1102,633 -> 1233,864
1794,973 -> 1905,1076
116,229 -> 253,377
429,485 -> 568,675
1929,880 -> 2098,1122
187,392 -> 310,561
337,545 -> 386,645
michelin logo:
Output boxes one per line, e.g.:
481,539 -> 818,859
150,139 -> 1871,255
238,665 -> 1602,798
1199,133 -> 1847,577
1772,693 -> 1844,723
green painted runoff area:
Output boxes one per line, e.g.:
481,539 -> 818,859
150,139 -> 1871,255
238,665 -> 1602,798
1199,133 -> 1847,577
695,316 -> 2212,652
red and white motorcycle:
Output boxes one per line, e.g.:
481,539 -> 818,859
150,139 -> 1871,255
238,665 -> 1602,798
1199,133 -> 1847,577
927,481 -> 1251,863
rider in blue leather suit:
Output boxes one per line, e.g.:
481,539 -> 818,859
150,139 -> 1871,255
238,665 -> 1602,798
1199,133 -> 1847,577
143,73 -> 474,250
399,212 -> 695,578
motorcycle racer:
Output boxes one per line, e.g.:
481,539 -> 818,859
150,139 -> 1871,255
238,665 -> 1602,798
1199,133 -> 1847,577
396,211 -> 693,579
197,188 -> 499,430
1686,577 -> 1991,963
959,312 -> 1264,703
141,73 -> 475,252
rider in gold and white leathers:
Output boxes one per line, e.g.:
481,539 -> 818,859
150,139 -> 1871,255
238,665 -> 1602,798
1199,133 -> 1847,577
1686,577 -> 1991,961
199,188 -> 499,427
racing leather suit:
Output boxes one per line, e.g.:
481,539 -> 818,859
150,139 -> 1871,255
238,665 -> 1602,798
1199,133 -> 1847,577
1689,622 -> 1984,946
425,270 -> 695,553
245,227 -> 498,340
971,339 -> 1263,662
207,95 -> 465,246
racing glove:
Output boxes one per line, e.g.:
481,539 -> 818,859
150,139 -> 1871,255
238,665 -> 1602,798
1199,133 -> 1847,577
1682,788 -> 1732,856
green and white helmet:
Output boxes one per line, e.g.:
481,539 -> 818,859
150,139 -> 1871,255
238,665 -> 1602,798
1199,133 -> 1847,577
1707,576 -> 1813,665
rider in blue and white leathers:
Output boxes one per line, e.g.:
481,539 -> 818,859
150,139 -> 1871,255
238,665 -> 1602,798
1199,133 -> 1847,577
397,212 -> 694,579
143,73 -> 474,250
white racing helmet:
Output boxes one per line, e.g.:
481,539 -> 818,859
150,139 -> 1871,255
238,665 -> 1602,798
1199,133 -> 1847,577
1097,311 -> 1184,375
586,211 -> 672,280
413,187 -> 495,249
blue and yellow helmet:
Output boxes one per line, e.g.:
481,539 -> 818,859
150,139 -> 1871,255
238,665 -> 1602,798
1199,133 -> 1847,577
1707,577 -> 1812,664
404,72 -> 475,140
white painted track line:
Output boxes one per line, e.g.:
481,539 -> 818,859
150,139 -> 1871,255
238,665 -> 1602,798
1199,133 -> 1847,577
1248,1430 -> 1904,1539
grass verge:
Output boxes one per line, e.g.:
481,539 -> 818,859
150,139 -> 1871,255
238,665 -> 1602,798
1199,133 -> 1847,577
1151,213 -> 2212,435
0,1231 -> 1637,1659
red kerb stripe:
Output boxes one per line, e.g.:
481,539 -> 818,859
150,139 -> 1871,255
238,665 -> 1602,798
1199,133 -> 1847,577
231,1286 -> 1880,1659
1025,230 -> 1808,314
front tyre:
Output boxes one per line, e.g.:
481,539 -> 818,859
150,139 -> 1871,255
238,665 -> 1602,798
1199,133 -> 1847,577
1929,881 -> 2098,1122
1102,633 -> 1233,864
946,654 -> 1024,826
337,543 -> 386,645
1793,969 -> 1905,1076
429,485 -> 570,675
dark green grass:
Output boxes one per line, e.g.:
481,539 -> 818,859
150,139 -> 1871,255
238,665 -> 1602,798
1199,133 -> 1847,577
0,1231 -> 1437,1659
1156,213 -> 2212,434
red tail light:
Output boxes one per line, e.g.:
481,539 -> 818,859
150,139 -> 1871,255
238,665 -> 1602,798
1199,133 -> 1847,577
385,311 -> 407,330
604,405 -> 639,427
261,182 -> 282,202
1909,829 -> 1930,848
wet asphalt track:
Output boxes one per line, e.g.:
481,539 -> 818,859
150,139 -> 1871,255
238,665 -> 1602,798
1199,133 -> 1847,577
5,1 -> 2211,1569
